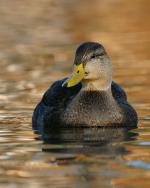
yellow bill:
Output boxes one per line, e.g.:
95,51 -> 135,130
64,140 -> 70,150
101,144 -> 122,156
62,64 -> 85,87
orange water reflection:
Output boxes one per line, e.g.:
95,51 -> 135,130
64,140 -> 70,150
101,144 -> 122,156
0,0 -> 150,188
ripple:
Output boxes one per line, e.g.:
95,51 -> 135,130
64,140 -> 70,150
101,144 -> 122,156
127,160 -> 150,169
136,141 -> 150,146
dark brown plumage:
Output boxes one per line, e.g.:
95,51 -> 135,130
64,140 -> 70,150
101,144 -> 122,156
32,42 -> 138,133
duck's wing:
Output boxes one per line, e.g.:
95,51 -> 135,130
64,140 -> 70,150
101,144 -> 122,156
111,81 -> 127,101
111,81 -> 138,126
32,78 -> 82,132
41,78 -> 82,106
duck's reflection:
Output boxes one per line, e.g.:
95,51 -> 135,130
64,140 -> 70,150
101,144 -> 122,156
34,126 -> 138,155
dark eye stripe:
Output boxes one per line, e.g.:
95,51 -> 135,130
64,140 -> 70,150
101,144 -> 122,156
91,53 -> 104,59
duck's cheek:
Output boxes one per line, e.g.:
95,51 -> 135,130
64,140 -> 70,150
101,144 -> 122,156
84,62 -> 101,80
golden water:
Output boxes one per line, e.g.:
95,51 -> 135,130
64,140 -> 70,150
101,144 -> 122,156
0,0 -> 150,187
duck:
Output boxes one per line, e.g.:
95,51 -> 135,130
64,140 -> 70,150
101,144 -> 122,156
32,42 -> 138,133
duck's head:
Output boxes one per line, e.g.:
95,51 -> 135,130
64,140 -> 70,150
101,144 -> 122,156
62,42 -> 112,90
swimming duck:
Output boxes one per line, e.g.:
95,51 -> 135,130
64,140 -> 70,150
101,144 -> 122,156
32,42 -> 137,132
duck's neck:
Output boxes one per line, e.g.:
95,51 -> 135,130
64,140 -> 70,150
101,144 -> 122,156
81,79 -> 112,93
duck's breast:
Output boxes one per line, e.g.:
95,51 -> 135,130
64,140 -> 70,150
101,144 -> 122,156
61,91 -> 124,126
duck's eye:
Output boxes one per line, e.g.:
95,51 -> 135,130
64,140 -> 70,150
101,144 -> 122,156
90,53 -> 104,59
91,54 -> 97,59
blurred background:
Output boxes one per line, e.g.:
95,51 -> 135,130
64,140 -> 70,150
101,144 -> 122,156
0,0 -> 150,188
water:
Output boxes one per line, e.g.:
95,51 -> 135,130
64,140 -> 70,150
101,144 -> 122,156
0,0 -> 150,187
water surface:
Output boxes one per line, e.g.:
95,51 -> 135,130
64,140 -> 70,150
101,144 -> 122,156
0,0 -> 150,187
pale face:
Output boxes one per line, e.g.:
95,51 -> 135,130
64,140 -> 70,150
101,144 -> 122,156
63,42 -> 112,90
82,47 -> 112,90
84,53 -> 112,80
